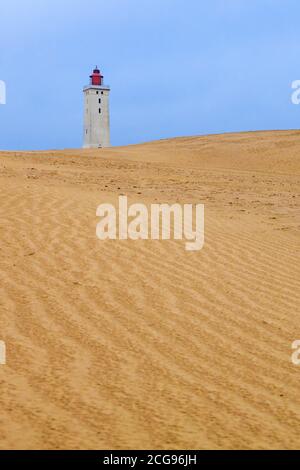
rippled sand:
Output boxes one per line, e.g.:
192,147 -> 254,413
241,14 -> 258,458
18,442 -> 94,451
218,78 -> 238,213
0,130 -> 299,449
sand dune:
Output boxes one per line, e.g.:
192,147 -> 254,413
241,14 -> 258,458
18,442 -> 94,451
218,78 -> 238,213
0,130 -> 299,449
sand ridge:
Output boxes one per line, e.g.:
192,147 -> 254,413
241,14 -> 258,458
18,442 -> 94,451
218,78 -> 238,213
0,130 -> 299,449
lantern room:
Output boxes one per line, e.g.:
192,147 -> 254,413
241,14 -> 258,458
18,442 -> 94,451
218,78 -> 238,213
90,67 -> 103,86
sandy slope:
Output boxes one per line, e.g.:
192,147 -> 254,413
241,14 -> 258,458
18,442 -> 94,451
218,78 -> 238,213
0,130 -> 299,449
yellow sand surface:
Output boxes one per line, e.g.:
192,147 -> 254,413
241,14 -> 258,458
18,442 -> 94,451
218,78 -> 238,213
0,130 -> 299,449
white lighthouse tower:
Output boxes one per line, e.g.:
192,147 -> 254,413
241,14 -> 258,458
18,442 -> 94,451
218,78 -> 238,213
83,67 -> 110,148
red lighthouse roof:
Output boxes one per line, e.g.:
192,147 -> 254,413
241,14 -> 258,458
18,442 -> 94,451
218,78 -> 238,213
90,66 -> 103,86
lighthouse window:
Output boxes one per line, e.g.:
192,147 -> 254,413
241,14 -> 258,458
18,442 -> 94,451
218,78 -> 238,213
101,91 -> 104,95
99,108 -> 101,114
96,91 -> 99,95
98,99 -> 101,104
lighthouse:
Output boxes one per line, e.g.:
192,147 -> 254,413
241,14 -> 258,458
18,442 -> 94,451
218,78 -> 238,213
83,67 -> 110,148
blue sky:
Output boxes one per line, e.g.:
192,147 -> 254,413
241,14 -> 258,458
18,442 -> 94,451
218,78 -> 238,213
1,0 -> 300,150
